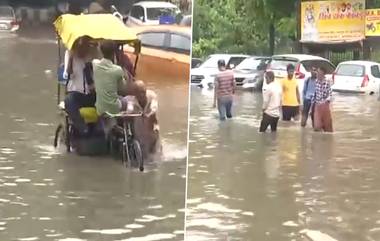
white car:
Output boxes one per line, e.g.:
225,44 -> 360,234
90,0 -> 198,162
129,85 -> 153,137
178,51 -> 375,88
332,61 -> 380,95
0,6 -> 19,33
263,54 -> 335,97
126,1 -> 180,26
233,56 -> 271,89
190,54 -> 249,88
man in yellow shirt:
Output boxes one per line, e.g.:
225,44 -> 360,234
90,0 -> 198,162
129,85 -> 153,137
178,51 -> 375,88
281,64 -> 300,121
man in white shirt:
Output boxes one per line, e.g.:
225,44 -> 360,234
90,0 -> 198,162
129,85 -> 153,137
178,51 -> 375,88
259,71 -> 282,133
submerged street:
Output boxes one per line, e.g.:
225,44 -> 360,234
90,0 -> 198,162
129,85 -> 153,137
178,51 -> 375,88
0,28 -> 187,241
187,87 -> 380,241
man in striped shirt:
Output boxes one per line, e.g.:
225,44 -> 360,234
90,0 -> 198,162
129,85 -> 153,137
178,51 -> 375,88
213,59 -> 235,121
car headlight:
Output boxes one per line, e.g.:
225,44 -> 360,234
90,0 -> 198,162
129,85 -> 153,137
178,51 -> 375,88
245,75 -> 260,83
191,75 -> 204,80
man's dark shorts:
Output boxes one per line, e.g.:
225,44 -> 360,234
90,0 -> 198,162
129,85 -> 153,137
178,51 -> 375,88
282,106 -> 299,121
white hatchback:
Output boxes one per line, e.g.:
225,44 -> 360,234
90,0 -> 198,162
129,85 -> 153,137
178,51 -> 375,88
332,61 -> 380,95
126,1 -> 180,26
263,54 -> 335,100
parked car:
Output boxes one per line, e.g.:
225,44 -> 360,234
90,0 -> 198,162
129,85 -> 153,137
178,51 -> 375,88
126,1 -> 181,26
192,58 -> 202,69
124,25 -> 191,82
179,14 -> 191,27
332,61 -> 380,95
263,54 -> 335,96
233,56 -> 271,90
0,6 -> 19,33
191,54 -> 249,88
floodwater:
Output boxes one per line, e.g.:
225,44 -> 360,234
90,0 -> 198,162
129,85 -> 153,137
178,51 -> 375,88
0,27 -> 187,241
186,87 -> 380,241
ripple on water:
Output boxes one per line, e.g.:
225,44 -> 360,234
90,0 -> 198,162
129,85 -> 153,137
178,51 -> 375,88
17,237 -> 39,241
81,229 -> 131,235
185,231 -> 218,241
195,203 -> 241,213
300,229 -> 338,241
124,223 -> 144,229
135,214 -> 176,223
1,148 -> 16,155
186,217 -> 239,231
147,205 -> 163,210
117,233 -> 176,241
283,221 -> 299,227
161,142 -> 187,161
15,178 -> 31,183
57,239 -> 86,241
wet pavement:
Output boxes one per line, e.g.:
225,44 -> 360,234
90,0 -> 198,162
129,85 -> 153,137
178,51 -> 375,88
0,28 -> 187,241
186,86 -> 380,241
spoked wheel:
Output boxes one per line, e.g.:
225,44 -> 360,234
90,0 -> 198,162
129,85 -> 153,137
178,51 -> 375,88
129,139 -> 144,172
64,117 -> 72,153
53,124 -> 63,148
121,142 -> 128,167
54,122 -> 71,152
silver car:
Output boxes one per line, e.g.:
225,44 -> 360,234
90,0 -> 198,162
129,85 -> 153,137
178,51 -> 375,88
0,6 -> 19,33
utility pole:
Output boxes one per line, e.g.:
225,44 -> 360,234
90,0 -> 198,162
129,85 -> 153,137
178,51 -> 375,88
363,0 -> 372,60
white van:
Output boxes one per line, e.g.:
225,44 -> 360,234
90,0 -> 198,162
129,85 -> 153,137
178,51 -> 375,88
126,1 -> 180,26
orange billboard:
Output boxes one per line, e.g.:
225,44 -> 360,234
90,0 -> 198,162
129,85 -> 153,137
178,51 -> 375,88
301,0 -> 366,43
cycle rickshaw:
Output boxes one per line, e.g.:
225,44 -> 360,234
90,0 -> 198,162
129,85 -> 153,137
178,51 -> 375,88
52,14 -> 144,171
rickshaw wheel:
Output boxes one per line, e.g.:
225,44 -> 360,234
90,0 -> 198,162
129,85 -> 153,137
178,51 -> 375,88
54,122 -> 71,153
54,124 -> 63,148
130,140 -> 144,172
121,142 -> 128,167
64,117 -> 72,153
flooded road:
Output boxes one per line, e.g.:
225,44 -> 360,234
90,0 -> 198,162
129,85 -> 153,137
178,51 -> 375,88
186,87 -> 380,241
0,28 -> 187,241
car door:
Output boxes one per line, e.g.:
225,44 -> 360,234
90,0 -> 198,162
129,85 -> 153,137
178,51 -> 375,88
167,32 -> 191,81
133,31 -> 171,81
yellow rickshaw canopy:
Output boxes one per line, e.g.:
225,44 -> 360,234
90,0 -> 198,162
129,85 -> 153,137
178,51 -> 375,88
54,14 -> 138,50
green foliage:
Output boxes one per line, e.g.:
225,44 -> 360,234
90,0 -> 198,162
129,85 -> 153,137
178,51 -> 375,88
192,0 -> 298,58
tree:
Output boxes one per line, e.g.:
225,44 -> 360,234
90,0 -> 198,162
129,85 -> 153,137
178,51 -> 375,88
245,0 -> 297,55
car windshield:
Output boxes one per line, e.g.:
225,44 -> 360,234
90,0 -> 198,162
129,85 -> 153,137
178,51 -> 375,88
236,58 -> 263,70
336,64 -> 365,77
0,7 -> 13,17
301,60 -> 335,74
200,56 -> 224,68
270,58 -> 297,71
146,7 -> 178,20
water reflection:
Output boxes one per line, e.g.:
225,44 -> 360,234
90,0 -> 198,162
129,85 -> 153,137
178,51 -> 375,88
187,87 -> 380,241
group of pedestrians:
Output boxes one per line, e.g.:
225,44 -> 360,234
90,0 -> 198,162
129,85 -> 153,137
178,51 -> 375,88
260,64 -> 333,133
212,59 -> 333,133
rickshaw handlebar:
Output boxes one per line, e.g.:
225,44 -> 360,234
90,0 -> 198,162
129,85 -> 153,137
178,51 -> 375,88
105,111 -> 143,119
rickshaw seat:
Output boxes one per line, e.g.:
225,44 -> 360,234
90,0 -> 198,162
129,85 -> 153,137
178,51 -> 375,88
58,101 -> 98,124
79,107 -> 99,124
